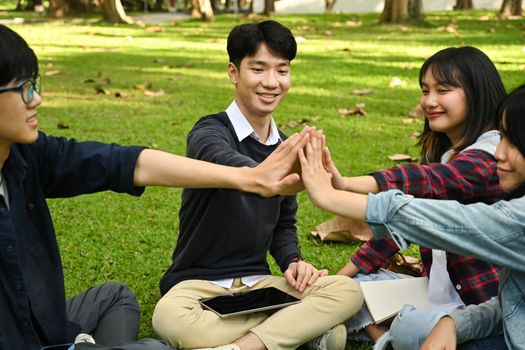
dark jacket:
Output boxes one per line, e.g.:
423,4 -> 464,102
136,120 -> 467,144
0,132 -> 144,350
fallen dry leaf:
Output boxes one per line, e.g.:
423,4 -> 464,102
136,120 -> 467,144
352,88 -> 373,96
114,91 -> 128,98
338,103 -> 366,117
93,86 -> 110,95
144,89 -> 165,97
402,118 -> 415,125
311,215 -> 372,242
324,30 -> 333,36
99,76 -> 111,85
133,81 -> 153,90
346,20 -> 362,27
331,21 -> 343,28
45,70 -> 61,77
389,77 -> 407,88
57,121 -> 69,129
145,26 -> 165,33
437,23 -> 458,33
278,116 -> 320,129
388,153 -> 414,162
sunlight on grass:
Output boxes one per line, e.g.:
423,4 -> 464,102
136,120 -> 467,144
3,10 -> 524,348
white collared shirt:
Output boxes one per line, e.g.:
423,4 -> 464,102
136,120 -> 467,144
225,100 -> 281,146
0,172 -> 8,210
207,101 -> 281,289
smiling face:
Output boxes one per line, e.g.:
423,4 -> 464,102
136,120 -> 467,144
495,115 -> 525,194
228,43 -> 291,124
0,79 -> 41,151
420,68 -> 468,145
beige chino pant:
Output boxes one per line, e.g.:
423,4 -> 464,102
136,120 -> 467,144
152,275 -> 363,350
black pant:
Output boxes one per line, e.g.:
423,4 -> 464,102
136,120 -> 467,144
66,282 -> 174,350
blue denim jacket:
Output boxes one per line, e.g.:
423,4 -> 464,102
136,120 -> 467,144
366,190 -> 525,350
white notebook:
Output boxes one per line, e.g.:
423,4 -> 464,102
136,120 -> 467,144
360,276 -> 430,324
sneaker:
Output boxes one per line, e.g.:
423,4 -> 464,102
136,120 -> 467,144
307,324 -> 347,350
74,333 -> 96,344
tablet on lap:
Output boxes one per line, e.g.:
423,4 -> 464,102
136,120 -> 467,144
199,287 -> 300,318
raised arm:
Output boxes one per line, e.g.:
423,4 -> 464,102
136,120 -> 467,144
133,127 -> 310,197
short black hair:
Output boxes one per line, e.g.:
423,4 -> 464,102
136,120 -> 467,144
498,84 -> 525,199
417,46 -> 506,163
0,24 -> 39,86
227,20 -> 296,69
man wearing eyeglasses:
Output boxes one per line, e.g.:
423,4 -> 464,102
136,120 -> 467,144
0,24 -> 310,350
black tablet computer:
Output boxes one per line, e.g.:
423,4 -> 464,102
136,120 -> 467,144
199,287 -> 300,318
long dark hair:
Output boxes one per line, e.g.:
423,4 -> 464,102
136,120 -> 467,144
499,85 -> 525,199
417,46 -> 506,163
0,24 -> 39,86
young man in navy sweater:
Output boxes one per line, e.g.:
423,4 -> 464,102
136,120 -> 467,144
153,20 -> 363,350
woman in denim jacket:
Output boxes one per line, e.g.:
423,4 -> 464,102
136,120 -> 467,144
299,85 -> 525,350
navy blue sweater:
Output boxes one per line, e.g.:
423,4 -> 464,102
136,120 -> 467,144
160,112 -> 300,295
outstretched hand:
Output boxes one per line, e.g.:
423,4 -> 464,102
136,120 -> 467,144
253,127 -> 312,197
298,132 -> 336,206
284,260 -> 328,293
323,145 -> 347,191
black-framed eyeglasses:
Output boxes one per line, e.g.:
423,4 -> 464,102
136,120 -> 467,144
0,75 -> 41,104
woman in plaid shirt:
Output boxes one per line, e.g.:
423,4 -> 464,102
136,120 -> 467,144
322,47 -> 507,343
299,85 -> 525,350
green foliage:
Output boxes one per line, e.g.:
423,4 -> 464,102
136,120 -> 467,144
6,11 -> 524,349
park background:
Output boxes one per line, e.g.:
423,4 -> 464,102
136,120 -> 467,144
1,0 -> 524,348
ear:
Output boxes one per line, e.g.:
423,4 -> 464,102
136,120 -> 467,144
227,62 -> 239,85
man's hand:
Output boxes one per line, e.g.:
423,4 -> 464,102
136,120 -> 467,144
420,316 -> 457,350
250,127 -> 312,197
284,260 -> 328,293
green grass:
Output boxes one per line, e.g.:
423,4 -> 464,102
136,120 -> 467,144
3,9 -> 524,349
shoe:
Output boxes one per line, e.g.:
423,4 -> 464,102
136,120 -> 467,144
307,324 -> 347,350
74,333 -> 96,344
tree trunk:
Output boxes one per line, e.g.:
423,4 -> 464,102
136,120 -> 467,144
325,0 -> 336,13
500,0 -> 522,17
100,0 -> 132,23
408,0 -> 423,19
263,0 -> 274,14
48,0 -> 71,16
454,0 -> 473,9
380,0 -> 409,22
191,0 -> 214,20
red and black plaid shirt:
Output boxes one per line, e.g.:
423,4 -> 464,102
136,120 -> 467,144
351,150 -> 504,305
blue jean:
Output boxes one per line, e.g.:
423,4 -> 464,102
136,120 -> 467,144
373,305 -> 507,350
346,269 -> 411,343
459,336 -> 508,350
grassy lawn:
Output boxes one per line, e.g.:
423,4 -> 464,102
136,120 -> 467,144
2,7 -> 524,348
